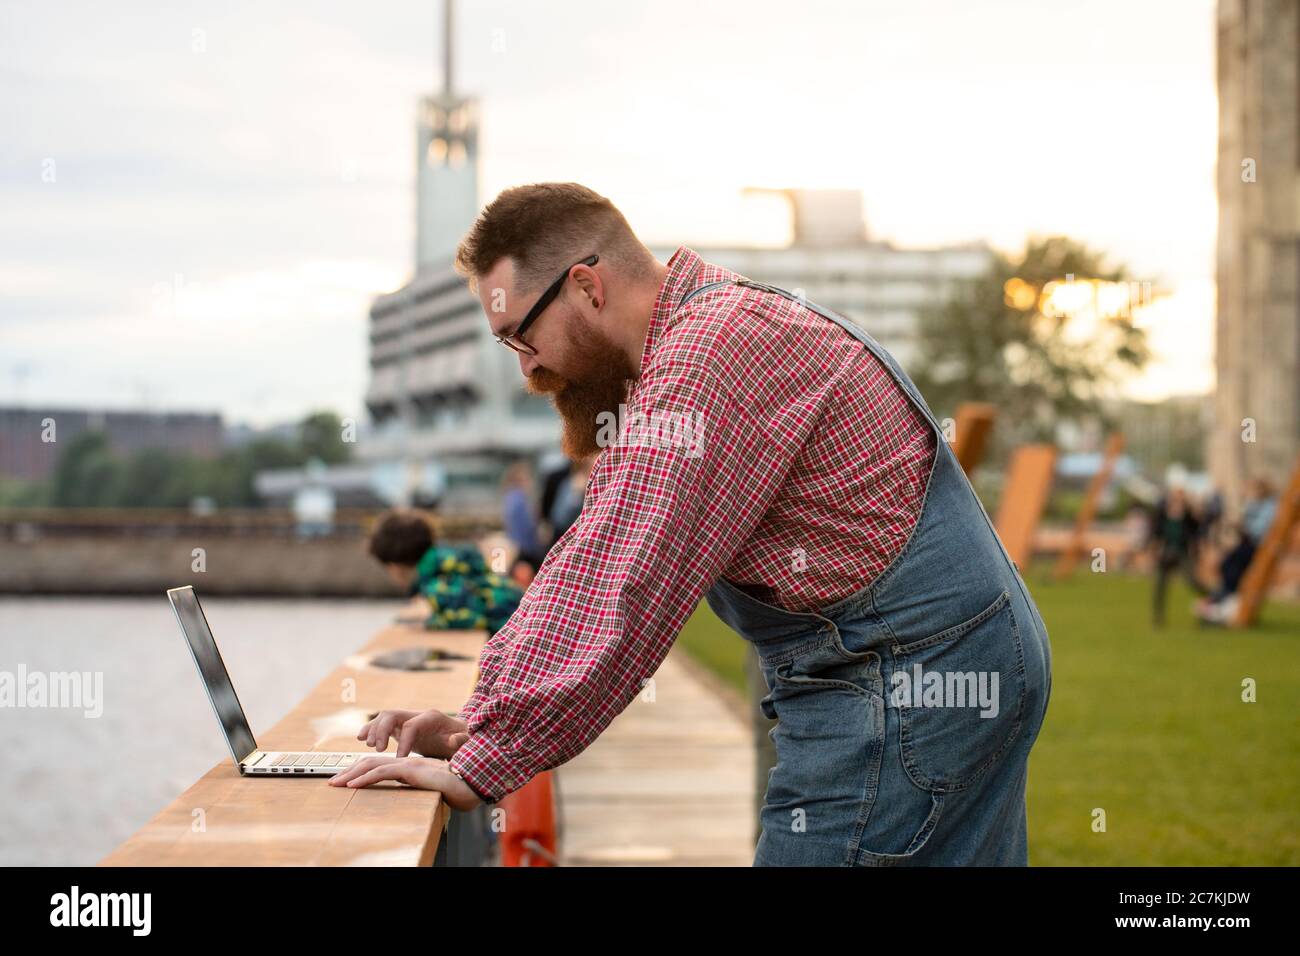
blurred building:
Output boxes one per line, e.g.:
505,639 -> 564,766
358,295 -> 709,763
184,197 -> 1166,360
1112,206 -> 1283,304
1107,394 -> 1214,479
1212,0 -> 1300,504
222,420 -> 300,449
254,459 -> 442,511
0,406 -> 222,482
363,264 -> 560,505
651,188 -> 993,370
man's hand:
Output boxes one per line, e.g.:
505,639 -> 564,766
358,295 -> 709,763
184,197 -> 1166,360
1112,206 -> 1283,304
357,708 -> 469,758
327,755 -> 482,811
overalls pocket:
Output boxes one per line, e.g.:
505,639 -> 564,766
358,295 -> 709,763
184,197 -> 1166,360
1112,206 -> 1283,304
888,590 -> 1027,792
755,640 -> 889,865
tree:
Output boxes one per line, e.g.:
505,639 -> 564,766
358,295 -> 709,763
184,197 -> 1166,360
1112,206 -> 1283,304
110,448 -> 190,508
34,409 -> 353,509
50,431 -> 120,507
298,411 -> 352,465
911,236 -> 1151,447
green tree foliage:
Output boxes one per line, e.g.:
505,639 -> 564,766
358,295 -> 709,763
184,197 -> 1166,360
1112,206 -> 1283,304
51,432 -> 119,507
107,449 -> 191,508
0,477 -> 48,507
298,411 -> 351,464
911,236 -> 1151,446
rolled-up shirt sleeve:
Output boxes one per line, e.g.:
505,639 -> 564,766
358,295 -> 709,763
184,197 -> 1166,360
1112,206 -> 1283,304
454,575 -> 539,723
448,358 -> 803,801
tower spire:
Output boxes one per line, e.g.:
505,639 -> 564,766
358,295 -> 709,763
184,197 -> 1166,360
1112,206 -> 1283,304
443,0 -> 454,98
414,0 -> 478,268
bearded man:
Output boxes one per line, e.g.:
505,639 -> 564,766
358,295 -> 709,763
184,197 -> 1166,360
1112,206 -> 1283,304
332,183 -> 1054,867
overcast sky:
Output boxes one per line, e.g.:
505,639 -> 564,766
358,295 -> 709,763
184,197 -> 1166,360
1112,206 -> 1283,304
1,0 -> 1218,427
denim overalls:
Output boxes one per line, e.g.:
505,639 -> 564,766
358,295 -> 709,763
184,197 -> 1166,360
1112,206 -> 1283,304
680,277 -> 1054,866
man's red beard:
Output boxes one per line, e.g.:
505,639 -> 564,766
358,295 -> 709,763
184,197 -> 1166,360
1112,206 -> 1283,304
524,317 -> 638,461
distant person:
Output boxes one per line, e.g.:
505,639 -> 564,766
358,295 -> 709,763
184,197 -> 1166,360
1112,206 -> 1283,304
507,556 -> 537,589
547,453 -> 594,543
538,458 -> 573,540
1224,477 -> 1278,597
367,509 -> 522,637
1119,503 -> 1150,572
1147,486 -> 1208,627
1197,477 -> 1278,624
500,461 -> 547,573
1200,488 -> 1224,546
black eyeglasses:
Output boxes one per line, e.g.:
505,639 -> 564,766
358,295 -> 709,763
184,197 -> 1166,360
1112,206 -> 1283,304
494,254 -> 599,355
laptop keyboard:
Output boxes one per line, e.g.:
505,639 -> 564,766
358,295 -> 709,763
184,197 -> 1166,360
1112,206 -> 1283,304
271,752 -> 360,768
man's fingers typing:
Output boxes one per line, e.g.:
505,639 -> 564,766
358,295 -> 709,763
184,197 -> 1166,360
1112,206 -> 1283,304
396,723 -> 418,758
328,755 -> 391,786
344,762 -> 408,789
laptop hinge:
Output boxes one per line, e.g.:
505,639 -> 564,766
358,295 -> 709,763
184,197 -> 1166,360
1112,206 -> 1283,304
241,750 -> 268,769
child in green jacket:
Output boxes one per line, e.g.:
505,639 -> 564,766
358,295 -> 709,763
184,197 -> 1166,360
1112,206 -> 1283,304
367,510 -> 523,636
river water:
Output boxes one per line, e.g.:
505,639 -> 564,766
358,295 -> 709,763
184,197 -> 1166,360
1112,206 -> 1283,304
0,596 -> 401,865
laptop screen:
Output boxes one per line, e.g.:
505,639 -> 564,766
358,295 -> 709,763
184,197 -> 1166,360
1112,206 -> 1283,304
168,586 -> 258,764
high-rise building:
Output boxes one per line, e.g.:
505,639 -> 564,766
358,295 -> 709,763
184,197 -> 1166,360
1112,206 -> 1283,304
1212,0 -> 1300,504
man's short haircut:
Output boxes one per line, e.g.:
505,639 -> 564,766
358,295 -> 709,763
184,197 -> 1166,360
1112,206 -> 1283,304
454,182 -> 657,296
367,509 -> 435,566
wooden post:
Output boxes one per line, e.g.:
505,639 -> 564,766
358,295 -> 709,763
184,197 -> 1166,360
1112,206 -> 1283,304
1232,457 -> 1300,628
950,402 -> 997,476
1054,432 -> 1125,580
994,445 -> 1057,572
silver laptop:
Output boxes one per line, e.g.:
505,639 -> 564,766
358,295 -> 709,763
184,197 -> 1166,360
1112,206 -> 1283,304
168,585 -> 363,776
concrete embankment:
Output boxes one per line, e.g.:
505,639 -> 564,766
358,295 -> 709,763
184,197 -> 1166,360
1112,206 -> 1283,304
0,509 -> 502,596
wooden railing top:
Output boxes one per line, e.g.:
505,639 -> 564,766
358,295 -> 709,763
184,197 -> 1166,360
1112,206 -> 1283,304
100,624 -> 485,867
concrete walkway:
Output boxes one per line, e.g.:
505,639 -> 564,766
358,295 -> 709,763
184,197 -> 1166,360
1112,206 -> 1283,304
554,648 -> 755,866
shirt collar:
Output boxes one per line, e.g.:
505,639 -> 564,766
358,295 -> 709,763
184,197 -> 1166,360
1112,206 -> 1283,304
640,245 -> 705,370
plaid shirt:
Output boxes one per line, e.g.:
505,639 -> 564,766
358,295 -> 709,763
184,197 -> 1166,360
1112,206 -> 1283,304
449,246 -> 937,801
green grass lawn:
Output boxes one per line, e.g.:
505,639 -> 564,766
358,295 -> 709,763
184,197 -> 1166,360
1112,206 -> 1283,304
675,568 -> 1300,865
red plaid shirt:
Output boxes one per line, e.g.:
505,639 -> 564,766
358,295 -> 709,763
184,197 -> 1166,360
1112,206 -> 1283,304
449,246 -> 937,801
